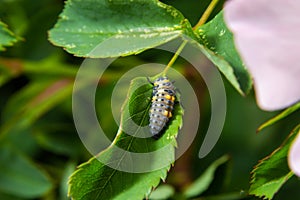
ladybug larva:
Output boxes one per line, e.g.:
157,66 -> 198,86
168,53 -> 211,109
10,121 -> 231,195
149,76 -> 176,139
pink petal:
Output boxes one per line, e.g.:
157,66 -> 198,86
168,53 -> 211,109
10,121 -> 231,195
288,130 -> 300,177
224,0 -> 300,111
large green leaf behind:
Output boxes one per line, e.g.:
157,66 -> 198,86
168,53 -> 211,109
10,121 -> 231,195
194,11 -> 252,95
49,0 -> 193,57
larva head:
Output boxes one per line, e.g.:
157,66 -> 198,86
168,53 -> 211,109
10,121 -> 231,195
153,77 -> 169,86
153,77 -> 175,91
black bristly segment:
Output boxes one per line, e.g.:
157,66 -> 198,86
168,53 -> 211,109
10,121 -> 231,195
147,77 -> 153,85
151,126 -> 166,140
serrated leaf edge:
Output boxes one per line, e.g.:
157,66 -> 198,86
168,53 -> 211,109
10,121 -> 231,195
249,124 -> 300,199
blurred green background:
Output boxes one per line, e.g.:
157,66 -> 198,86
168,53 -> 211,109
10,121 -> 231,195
0,0 -> 299,199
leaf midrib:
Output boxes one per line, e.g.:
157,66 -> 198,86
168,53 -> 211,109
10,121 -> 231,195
91,86 -> 152,199
53,28 -> 183,36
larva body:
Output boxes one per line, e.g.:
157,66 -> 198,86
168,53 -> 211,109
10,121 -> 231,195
149,77 -> 176,138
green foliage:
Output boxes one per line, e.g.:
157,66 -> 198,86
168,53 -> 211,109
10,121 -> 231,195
195,192 -> 247,200
68,77 -> 183,200
257,102 -> 300,132
0,43 -> 79,199
49,0 -> 252,95
161,0 -> 225,26
194,11 -> 252,95
0,60 -> 18,87
1,79 -> 73,136
148,155 -> 245,200
148,184 -> 175,200
0,144 -> 52,198
249,124 -> 300,199
60,162 -> 77,200
0,21 -> 18,51
0,0 -> 299,199
183,155 -> 230,198
49,0 -> 193,57
0,0 -> 64,59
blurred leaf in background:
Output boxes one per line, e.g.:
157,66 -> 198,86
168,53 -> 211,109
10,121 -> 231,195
0,21 -> 19,51
0,0 -> 299,199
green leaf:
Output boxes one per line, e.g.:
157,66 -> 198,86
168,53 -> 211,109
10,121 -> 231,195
69,77 -> 183,200
49,0 -> 193,58
34,124 -> 85,157
1,79 -> 73,137
0,192 -> 25,200
196,191 -> 247,200
257,102 -> 300,132
4,126 -> 39,158
183,155 -> 230,198
194,11 -> 252,95
148,184 -> 175,200
60,162 -> 76,200
249,124 -> 300,199
23,55 -> 78,78
0,144 -> 52,198
0,55 -> 77,87
0,58 -> 18,87
0,21 -> 18,51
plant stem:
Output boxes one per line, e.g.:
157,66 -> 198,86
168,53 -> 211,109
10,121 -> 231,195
193,0 -> 220,30
162,0 -> 220,76
162,40 -> 187,76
